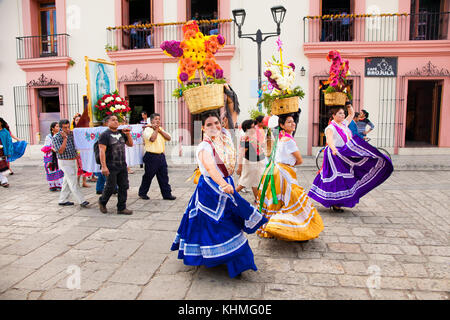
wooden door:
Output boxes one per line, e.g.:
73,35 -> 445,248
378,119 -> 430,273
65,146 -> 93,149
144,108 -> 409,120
38,2 -> 57,56
430,81 -> 442,145
122,0 -> 130,49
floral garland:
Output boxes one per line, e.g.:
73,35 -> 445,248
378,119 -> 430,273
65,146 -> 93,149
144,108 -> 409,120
323,50 -> 352,100
107,19 -> 233,30
94,90 -> 131,123
305,13 -> 409,19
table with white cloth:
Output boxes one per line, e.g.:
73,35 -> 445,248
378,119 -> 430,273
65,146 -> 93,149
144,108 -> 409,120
73,125 -> 144,173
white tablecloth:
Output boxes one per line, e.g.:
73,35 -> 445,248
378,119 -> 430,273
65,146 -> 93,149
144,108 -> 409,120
73,125 -> 144,173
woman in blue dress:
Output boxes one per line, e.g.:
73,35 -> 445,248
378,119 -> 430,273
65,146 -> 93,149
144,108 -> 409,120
0,117 -> 27,175
171,111 -> 268,278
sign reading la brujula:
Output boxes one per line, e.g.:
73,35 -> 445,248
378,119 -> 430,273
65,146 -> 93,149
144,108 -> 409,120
365,57 -> 398,77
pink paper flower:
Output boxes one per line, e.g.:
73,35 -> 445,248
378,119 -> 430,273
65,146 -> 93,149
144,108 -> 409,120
215,69 -> 224,79
276,36 -> 283,51
179,72 -> 189,82
217,34 -> 225,45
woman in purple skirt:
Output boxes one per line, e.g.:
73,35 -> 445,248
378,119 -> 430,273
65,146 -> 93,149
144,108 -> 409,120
308,104 -> 393,212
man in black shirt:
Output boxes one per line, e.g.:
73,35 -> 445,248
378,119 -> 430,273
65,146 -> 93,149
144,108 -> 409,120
98,115 -> 133,215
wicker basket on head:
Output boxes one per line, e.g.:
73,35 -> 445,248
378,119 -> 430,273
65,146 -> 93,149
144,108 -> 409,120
183,83 -> 224,114
324,92 -> 347,106
271,96 -> 299,115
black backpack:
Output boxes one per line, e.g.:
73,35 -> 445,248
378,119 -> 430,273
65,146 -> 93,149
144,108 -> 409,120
94,141 -> 101,165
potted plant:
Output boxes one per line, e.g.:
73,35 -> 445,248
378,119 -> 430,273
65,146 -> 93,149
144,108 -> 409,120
323,50 -> 352,106
161,20 -> 227,114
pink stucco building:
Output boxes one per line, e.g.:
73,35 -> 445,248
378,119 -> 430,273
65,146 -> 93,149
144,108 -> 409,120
3,0 -> 450,155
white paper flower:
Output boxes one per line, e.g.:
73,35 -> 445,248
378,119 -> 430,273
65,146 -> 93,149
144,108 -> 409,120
110,107 -> 116,112
116,97 -> 122,102
268,115 -> 279,129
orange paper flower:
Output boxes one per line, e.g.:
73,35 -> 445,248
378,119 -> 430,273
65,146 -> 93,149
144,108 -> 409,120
182,20 -> 199,34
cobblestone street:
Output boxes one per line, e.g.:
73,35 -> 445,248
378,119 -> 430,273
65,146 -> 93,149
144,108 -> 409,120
0,162 -> 449,300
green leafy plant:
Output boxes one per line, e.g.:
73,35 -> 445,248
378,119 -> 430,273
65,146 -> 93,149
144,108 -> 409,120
257,86 -> 305,114
249,108 -> 265,120
105,44 -> 118,52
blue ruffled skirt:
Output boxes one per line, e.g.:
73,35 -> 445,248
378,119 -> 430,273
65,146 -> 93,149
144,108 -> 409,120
9,141 -> 27,162
171,175 -> 268,278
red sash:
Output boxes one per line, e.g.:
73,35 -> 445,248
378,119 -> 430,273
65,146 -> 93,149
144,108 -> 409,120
204,139 -> 229,178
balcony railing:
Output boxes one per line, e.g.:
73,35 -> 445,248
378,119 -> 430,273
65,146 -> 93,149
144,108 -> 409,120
16,34 -> 70,60
106,20 -> 235,52
303,12 -> 450,43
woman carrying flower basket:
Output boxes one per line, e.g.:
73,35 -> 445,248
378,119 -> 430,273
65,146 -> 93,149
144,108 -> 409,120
256,114 -> 324,241
307,104 -> 393,212
167,21 -> 267,278
307,51 -> 393,212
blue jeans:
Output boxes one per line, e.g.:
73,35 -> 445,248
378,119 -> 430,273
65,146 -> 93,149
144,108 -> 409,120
96,173 -> 106,192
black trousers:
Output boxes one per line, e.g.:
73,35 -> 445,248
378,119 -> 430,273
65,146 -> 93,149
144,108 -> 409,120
99,168 -> 129,211
138,152 -> 172,198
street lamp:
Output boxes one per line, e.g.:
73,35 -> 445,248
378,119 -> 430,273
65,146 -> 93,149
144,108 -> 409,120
300,66 -> 306,76
232,5 -> 287,112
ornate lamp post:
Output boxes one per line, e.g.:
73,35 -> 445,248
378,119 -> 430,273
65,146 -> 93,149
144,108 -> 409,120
232,6 -> 287,111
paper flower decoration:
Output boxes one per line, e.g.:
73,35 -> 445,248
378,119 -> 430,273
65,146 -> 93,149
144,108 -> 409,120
160,20 -> 226,83
258,38 -> 305,115
324,50 -> 350,90
268,115 -> 279,129
263,37 -> 296,93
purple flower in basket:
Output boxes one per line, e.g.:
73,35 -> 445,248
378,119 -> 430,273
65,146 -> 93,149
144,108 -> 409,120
179,72 -> 189,82
269,78 -> 280,90
215,69 -> 224,79
161,40 -> 183,57
217,34 -> 225,45
264,70 -> 280,90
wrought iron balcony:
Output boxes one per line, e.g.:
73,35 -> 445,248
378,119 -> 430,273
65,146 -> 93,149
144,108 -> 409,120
303,11 -> 450,43
106,20 -> 235,52
16,33 -> 70,60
